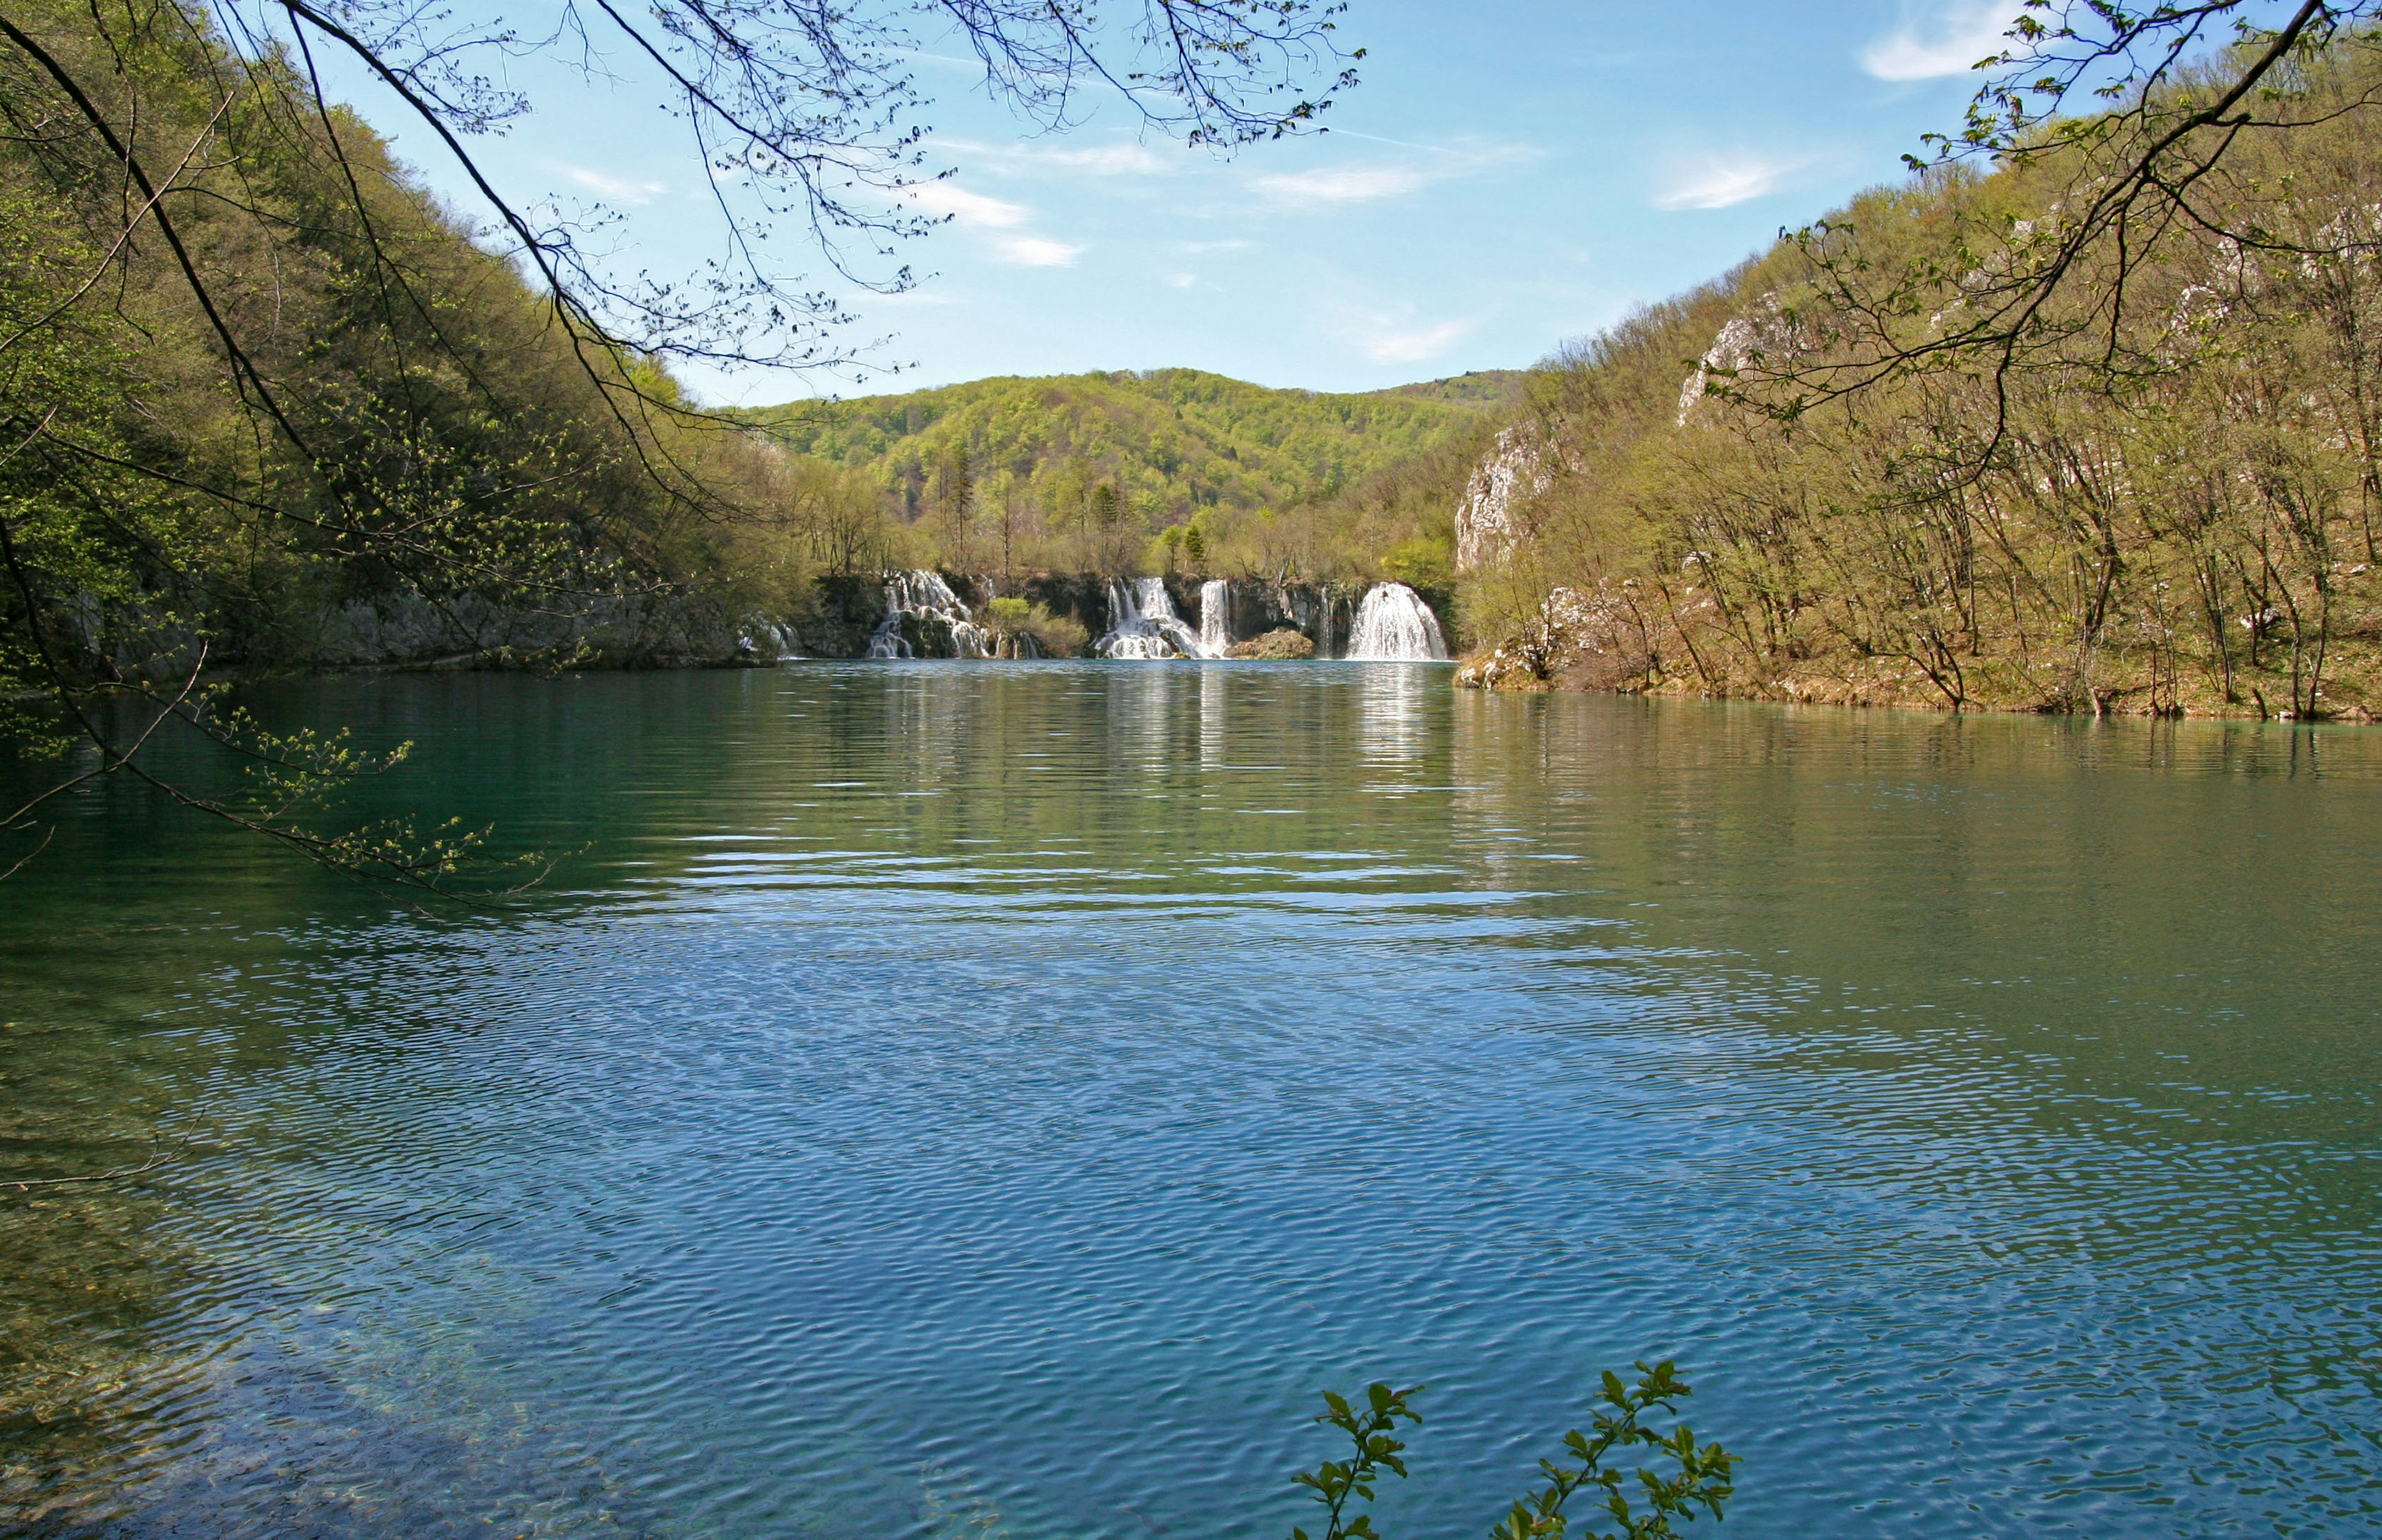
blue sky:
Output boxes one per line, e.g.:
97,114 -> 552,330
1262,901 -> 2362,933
319,2 -> 2026,402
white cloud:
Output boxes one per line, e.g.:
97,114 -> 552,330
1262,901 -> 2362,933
1253,163 -> 1437,205
993,234 -> 1083,267
903,180 -> 1032,228
560,164 -> 665,204
1038,143 -> 1170,176
897,179 -> 1082,264
1863,1 -> 2020,82
1249,144 -> 1535,211
1653,154 -> 1800,211
1363,319 -> 1471,363
930,138 -> 1172,178
1166,272 -> 1198,289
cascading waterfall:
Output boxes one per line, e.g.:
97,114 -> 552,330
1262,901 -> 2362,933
1346,582 -> 1448,661
1095,577 -> 1217,659
1198,579 -> 1231,657
866,571 -> 993,659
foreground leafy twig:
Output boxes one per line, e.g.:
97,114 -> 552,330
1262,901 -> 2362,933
1491,1362 -> 1738,1540
1288,1363 -> 1736,1540
1291,1382 -> 1423,1540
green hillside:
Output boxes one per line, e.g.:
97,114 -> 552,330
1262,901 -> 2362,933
1455,32 -> 2382,721
748,367 -> 1492,526
1373,370 -> 1529,407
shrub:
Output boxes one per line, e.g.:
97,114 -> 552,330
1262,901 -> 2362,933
986,597 -> 1089,658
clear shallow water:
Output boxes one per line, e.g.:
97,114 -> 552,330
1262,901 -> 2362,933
2,664 -> 2378,1538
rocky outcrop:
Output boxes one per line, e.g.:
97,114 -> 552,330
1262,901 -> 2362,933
1676,292 -> 1805,425
1455,585 -> 1659,692
1454,425 -> 1549,573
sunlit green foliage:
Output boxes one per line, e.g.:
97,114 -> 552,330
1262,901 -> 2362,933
1461,32 -> 2382,719
1288,1364 -> 1736,1540
749,368 -> 1499,580
0,0 -> 821,885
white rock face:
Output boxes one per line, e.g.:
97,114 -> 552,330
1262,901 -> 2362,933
1455,425 -> 1549,573
1677,292 -> 1807,425
1677,318 -> 1760,424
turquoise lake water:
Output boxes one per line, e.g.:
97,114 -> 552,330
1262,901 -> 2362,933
2,663 -> 2378,1536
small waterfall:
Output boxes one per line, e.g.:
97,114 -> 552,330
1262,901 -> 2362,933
1346,582 -> 1448,661
737,616 -> 803,661
1198,579 -> 1231,657
1095,577 -> 1216,659
866,570 -> 992,659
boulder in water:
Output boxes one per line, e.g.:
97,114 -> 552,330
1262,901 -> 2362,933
1226,629 -> 1316,660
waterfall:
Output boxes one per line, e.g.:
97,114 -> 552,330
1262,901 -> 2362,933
866,570 -> 992,659
1346,582 -> 1448,661
1198,579 -> 1231,657
1095,577 -> 1217,659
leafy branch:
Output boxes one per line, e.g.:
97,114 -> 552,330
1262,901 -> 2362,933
1489,1363 -> 1738,1540
1287,1364 -> 1736,1540
1290,1381 -> 1424,1540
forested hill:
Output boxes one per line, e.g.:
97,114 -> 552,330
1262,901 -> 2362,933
1453,32 -> 2382,722
746,368 -> 1508,524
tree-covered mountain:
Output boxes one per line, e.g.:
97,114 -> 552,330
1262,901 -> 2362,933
743,368 -> 1504,583
752,367 -> 1495,523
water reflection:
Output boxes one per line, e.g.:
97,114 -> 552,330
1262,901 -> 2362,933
1351,662 -> 1439,769
2,670 -> 2376,1539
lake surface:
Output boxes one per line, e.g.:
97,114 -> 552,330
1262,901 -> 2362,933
2,664 -> 2378,1538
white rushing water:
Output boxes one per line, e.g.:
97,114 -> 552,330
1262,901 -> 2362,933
1346,582 -> 1448,661
1198,580 -> 1231,657
867,571 -> 992,659
1095,577 -> 1217,659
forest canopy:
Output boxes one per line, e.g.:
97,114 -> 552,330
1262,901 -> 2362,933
746,368 -> 1517,586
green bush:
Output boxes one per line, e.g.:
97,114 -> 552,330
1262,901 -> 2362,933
984,596 -> 1089,657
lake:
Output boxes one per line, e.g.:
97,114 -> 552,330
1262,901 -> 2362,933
2,663 -> 2377,1538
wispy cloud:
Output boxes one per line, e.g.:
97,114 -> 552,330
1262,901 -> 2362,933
1037,143 -> 1170,176
1251,143 -> 1534,210
1863,1 -> 2018,82
994,234 -> 1083,267
559,164 -> 665,204
1254,164 -> 1437,205
933,138 -> 1172,178
903,180 -> 1032,228
901,180 -> 1081,264
1358,316 -> 1472,363
1653,154 -> 1801,211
